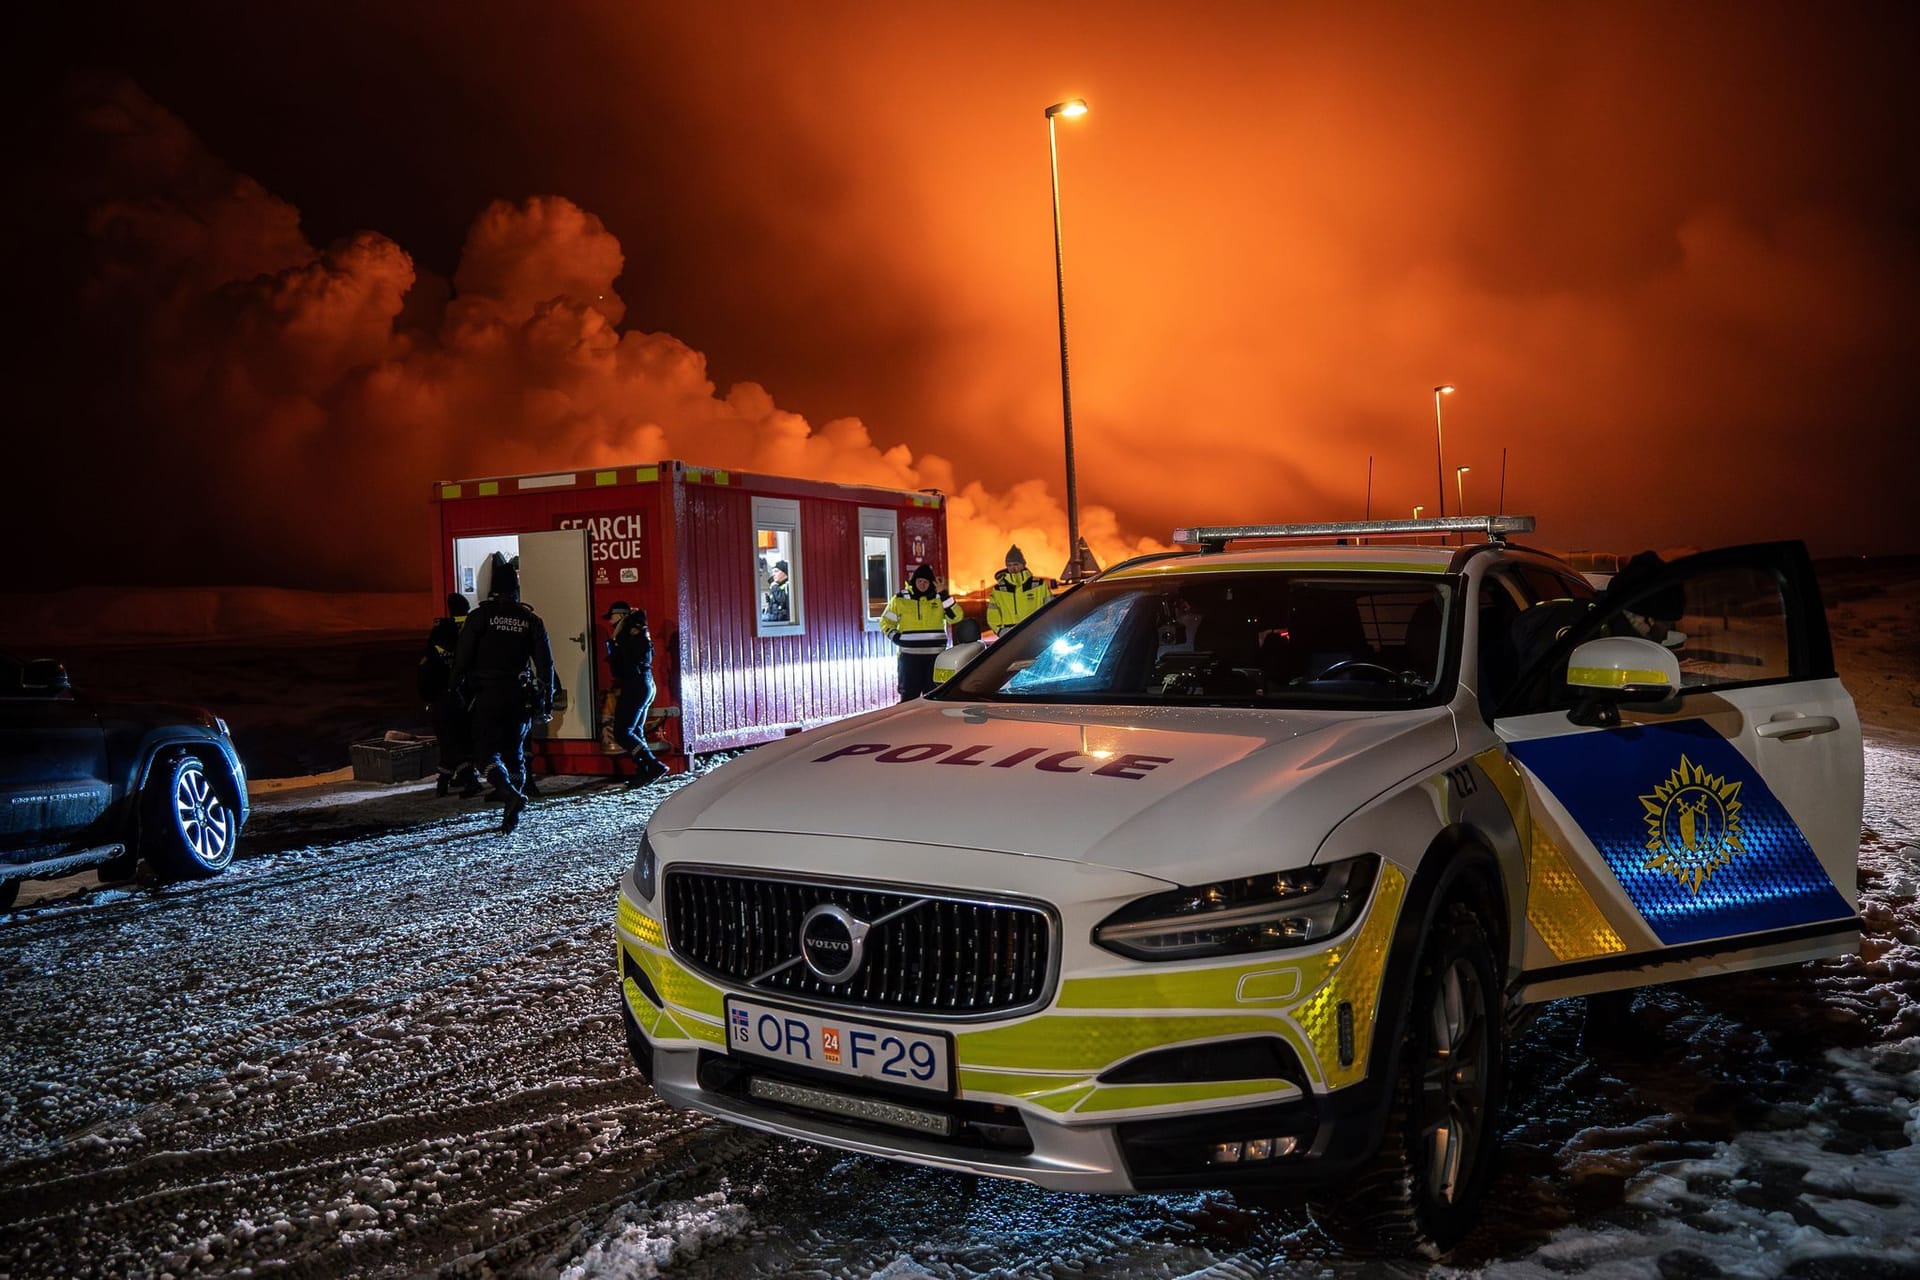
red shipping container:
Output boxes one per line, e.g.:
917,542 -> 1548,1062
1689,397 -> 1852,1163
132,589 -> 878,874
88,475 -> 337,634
430,460 -> 948,776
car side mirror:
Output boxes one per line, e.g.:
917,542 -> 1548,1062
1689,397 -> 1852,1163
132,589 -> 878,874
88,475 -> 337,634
1564,636 -> 1680,727
21,659 -> 72,695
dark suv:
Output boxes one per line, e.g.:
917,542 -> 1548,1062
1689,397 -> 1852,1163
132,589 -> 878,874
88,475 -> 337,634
0,652 -> 248,909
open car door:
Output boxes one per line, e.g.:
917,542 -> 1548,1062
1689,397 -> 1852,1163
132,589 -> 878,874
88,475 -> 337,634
1490,542 -> 1862,1002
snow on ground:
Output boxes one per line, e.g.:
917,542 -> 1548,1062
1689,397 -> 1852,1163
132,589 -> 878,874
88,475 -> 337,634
1,741 -> 1914,1278
1,750 -> 1917,1276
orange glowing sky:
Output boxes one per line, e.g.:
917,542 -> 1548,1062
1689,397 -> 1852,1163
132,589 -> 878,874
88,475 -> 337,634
5,2 -> 1915,591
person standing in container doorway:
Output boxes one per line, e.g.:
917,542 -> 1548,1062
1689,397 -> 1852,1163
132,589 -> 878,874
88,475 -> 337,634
986,545 -> 1051,635
761,559 -> 791,623
604,600 -> 667,788
420,592 -> 482,798
453,555 -> 555,835
882,563 -> 961,700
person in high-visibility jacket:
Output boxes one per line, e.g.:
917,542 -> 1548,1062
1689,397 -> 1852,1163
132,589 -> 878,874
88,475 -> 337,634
881,563 -> 961,700
986,544 -> 1051,635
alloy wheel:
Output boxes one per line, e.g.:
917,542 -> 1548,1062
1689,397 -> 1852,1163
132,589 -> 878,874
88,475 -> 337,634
1419,954 -> 1490,1205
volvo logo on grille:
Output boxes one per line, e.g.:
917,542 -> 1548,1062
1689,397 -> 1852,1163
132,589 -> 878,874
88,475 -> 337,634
799,903 -> 871,983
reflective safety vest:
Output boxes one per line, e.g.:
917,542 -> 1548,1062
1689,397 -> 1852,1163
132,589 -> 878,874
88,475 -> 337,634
933,639 -> 987,684
987,570 -> 1051,632
882,591 -> 961,656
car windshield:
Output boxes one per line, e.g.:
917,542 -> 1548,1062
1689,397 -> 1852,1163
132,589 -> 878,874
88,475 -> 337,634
944,571 -> 1456,707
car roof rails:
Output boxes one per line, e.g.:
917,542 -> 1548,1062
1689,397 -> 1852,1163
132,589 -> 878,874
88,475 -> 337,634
1172,516 -> 1536,553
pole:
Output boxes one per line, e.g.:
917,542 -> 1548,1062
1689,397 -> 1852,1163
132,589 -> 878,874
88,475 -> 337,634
1364,455 -> 1373,521
1498,446 -> 1507,516
1432,387 -> 1448,520
1048,114 -> 1080,580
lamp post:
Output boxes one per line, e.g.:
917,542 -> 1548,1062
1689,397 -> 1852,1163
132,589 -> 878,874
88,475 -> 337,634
1432,384 -> 1455,518
1046,97 -> 1089,579
1455,465 -> 1471,516
1413,504 -> 1424,520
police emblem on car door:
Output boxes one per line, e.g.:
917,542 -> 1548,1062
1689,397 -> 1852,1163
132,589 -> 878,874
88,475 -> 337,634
1486,542 -> 1862,994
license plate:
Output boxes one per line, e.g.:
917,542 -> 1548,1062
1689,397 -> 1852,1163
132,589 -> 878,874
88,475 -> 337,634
723,997 -> 954,1095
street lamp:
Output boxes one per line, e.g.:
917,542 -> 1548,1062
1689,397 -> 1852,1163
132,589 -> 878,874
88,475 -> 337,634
1432,384 -> 1456,518
1046,97 -> 1089,580
1455,465 -> 1471,516
1413,504 -> 1424,520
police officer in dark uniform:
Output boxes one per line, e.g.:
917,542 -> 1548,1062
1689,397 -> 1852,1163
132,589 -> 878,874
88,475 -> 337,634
452,556 -> 555,834
420,592 -> 482,798
603,600 -> 667,788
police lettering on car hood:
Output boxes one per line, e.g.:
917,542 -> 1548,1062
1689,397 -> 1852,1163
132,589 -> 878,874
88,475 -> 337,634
646,698 -> 1458,879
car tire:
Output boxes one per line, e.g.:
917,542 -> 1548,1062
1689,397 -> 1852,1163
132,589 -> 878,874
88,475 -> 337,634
1308,899 -> 1504,1258
141,753 -> 237,881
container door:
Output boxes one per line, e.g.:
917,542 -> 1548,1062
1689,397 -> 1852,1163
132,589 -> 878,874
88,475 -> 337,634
518,529 -> 595,741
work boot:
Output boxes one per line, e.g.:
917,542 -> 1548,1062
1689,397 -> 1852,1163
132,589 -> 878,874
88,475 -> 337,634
435,770 -> 452,798
523,775 -> 544,799
486,764 -> 527,834
625,755 -> 668,789
457,768 -> 484,799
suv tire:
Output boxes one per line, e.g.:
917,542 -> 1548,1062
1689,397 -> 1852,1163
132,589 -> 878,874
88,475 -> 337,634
1309,899 -> 1504,1257
142,753 -> 236,881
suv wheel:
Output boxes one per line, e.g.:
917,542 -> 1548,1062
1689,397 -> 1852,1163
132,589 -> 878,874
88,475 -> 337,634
142,754 -> 236,880
1309,899 -> 1504,1257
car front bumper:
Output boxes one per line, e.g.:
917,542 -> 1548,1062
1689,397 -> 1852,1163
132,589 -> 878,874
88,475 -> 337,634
613,860 -> 1407,1194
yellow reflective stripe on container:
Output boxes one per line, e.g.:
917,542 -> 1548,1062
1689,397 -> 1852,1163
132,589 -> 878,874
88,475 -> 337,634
1108,560 -> 1447,579
713,470 -> 729,484
596,470 -> 618,486
1526,815 -> 1626,961
1282,862 -> 1406,1089
636,466 -> 659,484
1568,666 -> 1670,688
439,484 -> 462,500
478,481 -> 500,496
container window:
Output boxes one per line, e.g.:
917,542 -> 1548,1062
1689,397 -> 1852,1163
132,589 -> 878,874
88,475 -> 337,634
755,497 -> 803,636
858,508 -> 899,630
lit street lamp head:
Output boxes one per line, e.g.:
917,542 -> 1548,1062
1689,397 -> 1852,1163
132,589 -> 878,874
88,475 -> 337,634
1435,384 -> 1456,395
1045,99 -> 1089,119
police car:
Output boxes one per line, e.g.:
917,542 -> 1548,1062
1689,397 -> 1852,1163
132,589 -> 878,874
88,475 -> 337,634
614,517 -> 1861,1254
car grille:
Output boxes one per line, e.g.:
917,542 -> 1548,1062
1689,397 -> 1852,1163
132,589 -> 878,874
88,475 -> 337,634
664,870 -> 1054,1018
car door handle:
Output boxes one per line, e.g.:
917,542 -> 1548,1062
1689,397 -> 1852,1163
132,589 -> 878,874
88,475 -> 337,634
1755,713 -> 1839,740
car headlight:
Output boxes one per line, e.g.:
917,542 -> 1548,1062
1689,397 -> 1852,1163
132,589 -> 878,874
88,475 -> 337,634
1093,854 -> 1379,961
632,830 -> 658,903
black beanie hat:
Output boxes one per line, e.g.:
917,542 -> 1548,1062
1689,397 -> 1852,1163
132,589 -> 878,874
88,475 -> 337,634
446,592 -> 469,616
911,563 -> 935,586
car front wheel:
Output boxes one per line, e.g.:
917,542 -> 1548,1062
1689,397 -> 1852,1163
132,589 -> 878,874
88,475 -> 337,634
142,753 -> 236,880
1309,898 -> 1504,1257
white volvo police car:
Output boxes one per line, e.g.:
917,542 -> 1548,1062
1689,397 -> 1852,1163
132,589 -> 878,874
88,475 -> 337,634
614,517 -> 1862,1254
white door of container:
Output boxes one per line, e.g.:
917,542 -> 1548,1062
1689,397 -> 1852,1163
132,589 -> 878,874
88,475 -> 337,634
518,529 -> 595,740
